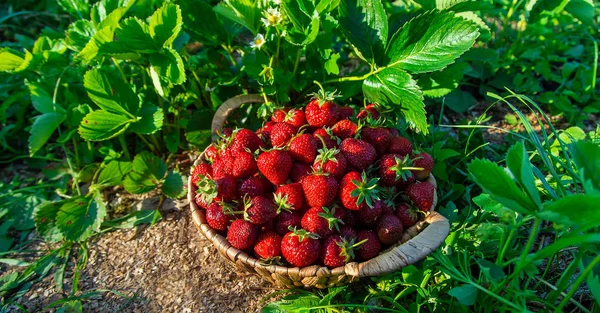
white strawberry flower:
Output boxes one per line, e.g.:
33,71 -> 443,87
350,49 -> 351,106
261,7 -> 281,27
250,34 -> 266,50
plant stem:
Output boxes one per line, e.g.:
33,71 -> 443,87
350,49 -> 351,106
136,133 -> 157,154
118,134 -> 131,160
292,48 -> 302,77
519,218 -> 541,267
112,58 -> 127,83
72,137 -> 80,167
0,184 -> 58,199
555,254 -> 600,311
65,154 -> 82,196
322,72 -> 372,85
497,228 -> 517,265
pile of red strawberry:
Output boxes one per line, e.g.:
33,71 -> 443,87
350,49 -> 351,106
192,93 -> 435,269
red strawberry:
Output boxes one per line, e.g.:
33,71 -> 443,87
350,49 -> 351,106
261,176 -> 275,193
231,128 -> 263,156
412,152 -> 434,181
244,196 -> 277,225
337,106 -> 354,120
270,122 -> 298,147
238,176 -> 265,198
339,226 -> 357,241
312,146 -> 348,180
301,174 -> 339,207
211,157 -> 228,179
357,103 -> 380,120
396,202 -> 420,228
192,163 -> 213,185
313,128 -> 338,149
271,108 -> 288,123
254,230 -> 282,259
281,228 -> 321,267
341,210 -> 358,227
274,183 -> 304,211
257,121 -> 277,142
361,127 -> 392,156
206,201 -> 234,231
320,235 -> 363,268
301,206 -> 344,238
222,128 -> 234,137
284,108 -> 307,128
356,230 -> 382,261
305,90 -> 339,127
215,174 -> 237,202
356,199 -> 383,227
376,214 -> 404,245
274,211 -> 302,236
339,138 -> 377,171
230,151 -> 257,179
387,136 -> 412,156
227,220 -> 259,251
205,144 -> 219,162
289,162 -> 312,183
405,182 -> 435,212
379,154 -> 417,189
289,134 -> 318,164
339,171 -> 380,211
331,120 -> 358,139
257,150 -> 292,185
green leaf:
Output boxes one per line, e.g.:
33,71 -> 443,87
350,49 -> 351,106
57,300 -> 83,313
124,151 -> 167,194
66,20 -> 95,52
148,3 -> 182,47
214,0 -> 260,34
181,0 -> 226,45
0,48 -> 31,73
418,62 -> 469,98
34,200 -> 66,243
26,80 -> 64,114
83,68 -> 139,116
97,160 -> 132,187
565,0 -> 594,25
506,142 -> 542,208
100,209 -> 162,230
78,110 -> 134,141
362,67 -> 427,134
538,194 -> 600,231
149,48 -> 186,85
468,159 -> 537,214
285,14 -> 320,46
386,11 -> 479,74
324,53 -> 341,75
0,259 -> 31,267
78,26 -> 114,62
29,112 -> 66,156
571,140 -> 600,193
91,0 -> 128,26
588,271 -> 600,307
443,89 -> 476,113
282,0 -> 314,29
114,17 -> 157,53
56,195 -> 107,242
129,104 -> 164,135
448,284 -> 477,305
338,0 -> 388,65
161,171 -> 186,198
57,0 -> 89,18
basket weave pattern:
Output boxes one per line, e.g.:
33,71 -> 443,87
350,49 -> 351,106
187,95 -> 450,289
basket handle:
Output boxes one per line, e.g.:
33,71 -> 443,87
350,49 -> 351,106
211,94 -> 266,141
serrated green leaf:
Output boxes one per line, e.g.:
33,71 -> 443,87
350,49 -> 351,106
57,0 -> 89,18
112,17 -> 157,53
66,20 -> 95,52
181,0 -> 226,45
100,209 -> 162,230
386,11 -> 479,74
571,140 -> 600,193
26,80 -> 64,114
129,104 -> 164,135
149,48 -> 186,85
78,26 -> 114,62
0,48 -> 29,73
538,194 -> 600,231
468,159 -> 537,214
124,171 -> 159,194
55,195 -> 107,242
29,112 -> 66,156
78,110 -> 134,141
281,0 -> 314,29
123,152 -> 166,194
284,13 -> 320,46
448,284 -> 477,305
362,67 -> 427,134
338,0 -> 387,65
164,131 -> 180,153
97,160 -> 133,187
34,200 -> 67,243
214,0 -> 260,34
83,68 -> 139,116
149,3 -> 182,47
91,0 -> 128,26
161,171 -> 186,198
324,53 -> 340,75
506,142 -> 542,208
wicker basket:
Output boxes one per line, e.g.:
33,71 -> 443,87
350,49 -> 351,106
188,95 -> 450,289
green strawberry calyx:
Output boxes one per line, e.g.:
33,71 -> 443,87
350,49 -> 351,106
288,226 -> 319,242
337,237 -> 368,262
273,193 -> 293,213
317,206 -> 344,232
350,172 -> 381,208
195,175 -> 218,204
390,155 -> 423,182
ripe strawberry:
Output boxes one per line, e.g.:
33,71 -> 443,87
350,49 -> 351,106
412,152 -> 434,181
254,230 -> 282,259
356,230 -> 382,261
244,196 -> 277,225
337,106 -> 354,120
281,228 -> 321,267
313,128 -> 338,149
284,108 -> 307,128
305,90 -> 339,127
206,201 -> 234,231
257,150 -> 292,185
376,214 -> 404,245
301,206 -> 344,238
339,171 -> 380,211
332,120 -> 358,139
215,174 -> 238,202
222,128 -> 234,137
260,176 -> 275,193
231,128 -> 263,156
289,162 -> 312,183
404,182 -> 435,212
312,146 -> 348,180
274,211 -> 302,236
356,199 -> 383,227
361,127 -> 392,156
289,134 -> 317,164
211,157 -> 228,179
341,210 -> 358,227
191,163 -> 213,185
301,173 -> 339,207
339,225 -> 357,241
387,136 -> 412,156
320,235 -> 364,268
230,151 -> 257,179
396,202 -> 420,228
271,108 -> 288,123
274,183 -> 304,211
238,176 -> 265,198
270,122 -> 298,147
257,121 -> 276,142
205,144 -> 219,162
339,138 -> 377,171
357,103 -> 380,120
379,154 -> 417,189
227,219 -> 259,251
